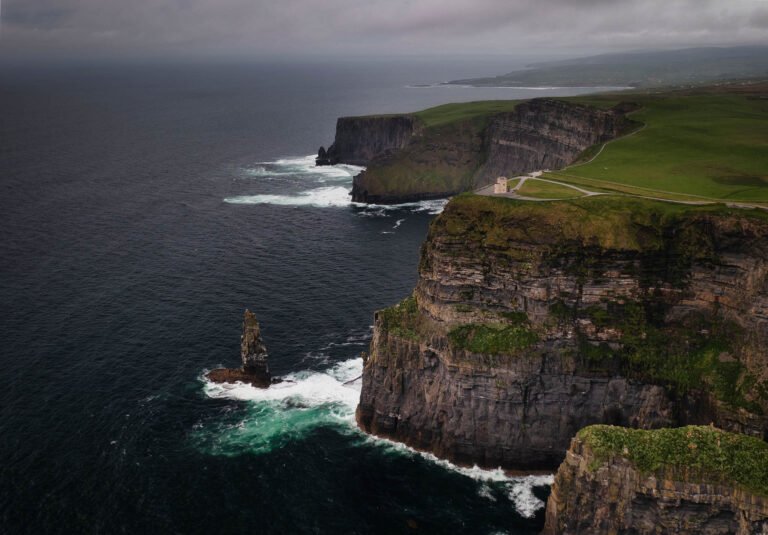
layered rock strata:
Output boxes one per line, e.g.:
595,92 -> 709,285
543,425 -> 768,534
474,99 -> 631,183
356,195 -> 768,469
316,115 -> 422,166
207,309 -> 272,388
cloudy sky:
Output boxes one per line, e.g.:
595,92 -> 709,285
2,0 -> 767,59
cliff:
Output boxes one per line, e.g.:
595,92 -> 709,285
474,99 -> 631,183
350,117 -> 487,204
543,425 -> 768,534
331,99 -> 635,204
207,309 -> 272,388
356,195 -> 768,470
317,115 -> 423,166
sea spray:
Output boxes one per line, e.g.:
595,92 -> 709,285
198,355 -> 552,517
226,154 -> 448,214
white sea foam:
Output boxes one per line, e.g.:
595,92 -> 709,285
230,154 -> 448,214
203,357 -> 363,416
226,187 -> 448,214
364,433 -> 553,517
202,351 -> 551,517
224,186 -> 353,207
364,198 -> 449,215
506,474 -> 554,518
240,155 -> 364,184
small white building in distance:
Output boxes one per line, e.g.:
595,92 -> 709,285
494,177 -> 508,194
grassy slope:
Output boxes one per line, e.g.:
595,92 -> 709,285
579,425 -> 768,497
516,180 -> 585,199
549,93 -> 768,202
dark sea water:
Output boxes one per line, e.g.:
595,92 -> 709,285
0,58 -> 611,534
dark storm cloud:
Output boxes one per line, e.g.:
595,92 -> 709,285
1,0 -> 766,58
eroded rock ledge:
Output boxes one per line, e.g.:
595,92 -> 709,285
543,425 -> 768,534
356,195 -> 768,470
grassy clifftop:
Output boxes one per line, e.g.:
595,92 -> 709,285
437,193 -> 768,252
579,425 -> 768,497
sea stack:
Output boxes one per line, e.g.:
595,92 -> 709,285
207,309 -> 271,388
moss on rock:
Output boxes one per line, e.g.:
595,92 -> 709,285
579,425 -> 768,497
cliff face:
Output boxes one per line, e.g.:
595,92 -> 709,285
350,119 -> 486,204
543,426 -> 768,534
319,115 -> 423,166
356,196 -> 768,469
342,99 -> 634,204
475,99 -> 631,183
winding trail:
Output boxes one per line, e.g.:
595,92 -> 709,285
477,175 -> 767,211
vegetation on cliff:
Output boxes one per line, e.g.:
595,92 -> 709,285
579,425 -> 768,496
426,193 -> 768,411
435,193 -> 768,252
351,112 -> 493,203
378,296 -> 420,341
577,300 -> 764,412
448,322 -> 538,356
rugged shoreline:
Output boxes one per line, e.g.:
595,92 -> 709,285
317,98 -> 637,204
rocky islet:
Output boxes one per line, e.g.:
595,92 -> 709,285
207,309 -> 272,388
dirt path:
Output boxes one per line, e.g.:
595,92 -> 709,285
477,176 -> 767,211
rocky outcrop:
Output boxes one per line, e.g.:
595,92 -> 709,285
356,195 -> 768,470
327,98 -> 635,203
316,115 -> 422,166
543,425 -> 768,534
207,309 -> 272,388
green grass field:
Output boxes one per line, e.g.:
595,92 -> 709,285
516,179 -> 584,199
505,177 -> 521,190
414,100 -> 519,128
549,94 -> 768,203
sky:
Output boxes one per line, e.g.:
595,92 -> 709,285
1,0 -> 767,60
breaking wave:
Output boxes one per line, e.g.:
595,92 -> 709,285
225,186 -> 353,208
195,358 -> 363,456
197,350 -> 551,517
369,435 -> 553,518
242,155 -> 364,181
226,155 -> 448,215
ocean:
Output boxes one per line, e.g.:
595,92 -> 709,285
0,58 -> 611,534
